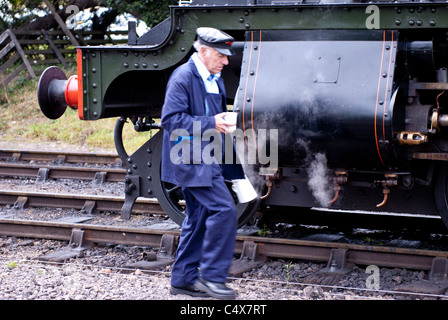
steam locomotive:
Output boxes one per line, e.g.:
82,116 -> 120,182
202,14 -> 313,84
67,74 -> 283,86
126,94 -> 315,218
38,0 -> 448,230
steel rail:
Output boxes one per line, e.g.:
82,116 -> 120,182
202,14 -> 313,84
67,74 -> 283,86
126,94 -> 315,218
0,149 -> 122,166
236,235 -> 448,271
0,163 -> 126,182
0,190 -> 164,215
0,217 -> 447,271
0,218 -> 176,247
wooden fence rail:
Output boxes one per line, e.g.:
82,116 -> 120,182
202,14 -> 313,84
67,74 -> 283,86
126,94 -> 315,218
0,29 -> 128,87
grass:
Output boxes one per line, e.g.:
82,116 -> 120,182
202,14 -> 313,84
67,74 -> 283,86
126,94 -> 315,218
0,67 -> 155,154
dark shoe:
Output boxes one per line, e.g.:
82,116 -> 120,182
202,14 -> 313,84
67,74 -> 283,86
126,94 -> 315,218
170,285 -> 209,297
193,278 -> 236,300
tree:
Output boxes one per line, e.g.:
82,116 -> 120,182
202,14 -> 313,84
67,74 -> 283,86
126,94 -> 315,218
103,0 -> 178,28
0,0 -> 177,34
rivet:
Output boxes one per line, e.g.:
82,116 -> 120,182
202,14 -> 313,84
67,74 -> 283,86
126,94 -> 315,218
245,23 -> 250,29
92,98 -> 98,104
430,20 -> 436,26
134,63 -> 139,68
239,17 -> 244,23
416,20 -> 422,26
147,161 -> 152,167
153,63 -> 158,68
147,148 -> 152,153
127,158 -> 133,163
92,68 -> 97,73
93,111 -> 98,117
409,20 -> 415,26
148,189 -> 153,195
92,83 -> 97,88
395,19 -> 401,25
142,63 -> 147,68
382,73 -> 387,78
123,62 -> 129,68
147,176 -> 152,181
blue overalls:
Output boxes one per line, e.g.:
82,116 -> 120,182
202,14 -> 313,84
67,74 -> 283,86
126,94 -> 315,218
170,90 -> 238,287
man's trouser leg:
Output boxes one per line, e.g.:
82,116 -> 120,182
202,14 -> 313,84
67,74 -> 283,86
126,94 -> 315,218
170,166 -> 237,286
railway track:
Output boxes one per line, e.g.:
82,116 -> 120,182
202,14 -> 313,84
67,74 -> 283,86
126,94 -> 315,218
0,188 -> 448,284
1,215 -> 447,273
2,149 -> 448,297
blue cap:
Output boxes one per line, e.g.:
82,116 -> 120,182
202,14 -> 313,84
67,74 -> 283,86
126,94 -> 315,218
196,27 -> 235,56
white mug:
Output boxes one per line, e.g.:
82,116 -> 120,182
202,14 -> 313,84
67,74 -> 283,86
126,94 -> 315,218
223,112 -> 237,133
232,176 -> 258,203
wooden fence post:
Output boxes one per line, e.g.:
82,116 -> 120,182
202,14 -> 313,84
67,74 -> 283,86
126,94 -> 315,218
42,0 -> 80,47
7,30 -> 36,79
0,29 -> 36,87
41,29 -> 68,69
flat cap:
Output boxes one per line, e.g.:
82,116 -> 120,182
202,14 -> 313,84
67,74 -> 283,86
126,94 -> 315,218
196,27 -> 235,56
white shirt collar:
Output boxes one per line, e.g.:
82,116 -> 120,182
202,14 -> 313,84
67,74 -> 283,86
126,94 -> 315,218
192,53 -> 221,83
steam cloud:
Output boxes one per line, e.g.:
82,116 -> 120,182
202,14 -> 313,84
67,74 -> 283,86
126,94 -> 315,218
232,108 -> 334,207
306,152 -> 333,208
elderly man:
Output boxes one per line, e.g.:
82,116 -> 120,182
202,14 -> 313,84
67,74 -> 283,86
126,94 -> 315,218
161,27 -> 244,299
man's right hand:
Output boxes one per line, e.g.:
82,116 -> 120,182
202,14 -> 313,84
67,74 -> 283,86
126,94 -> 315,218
214,112 -> 235,134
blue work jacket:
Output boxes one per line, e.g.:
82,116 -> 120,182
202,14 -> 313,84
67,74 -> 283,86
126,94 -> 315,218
161,56 -> 244,187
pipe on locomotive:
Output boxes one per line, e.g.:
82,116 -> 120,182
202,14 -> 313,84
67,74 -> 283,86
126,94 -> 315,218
328,170 -> 348,205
